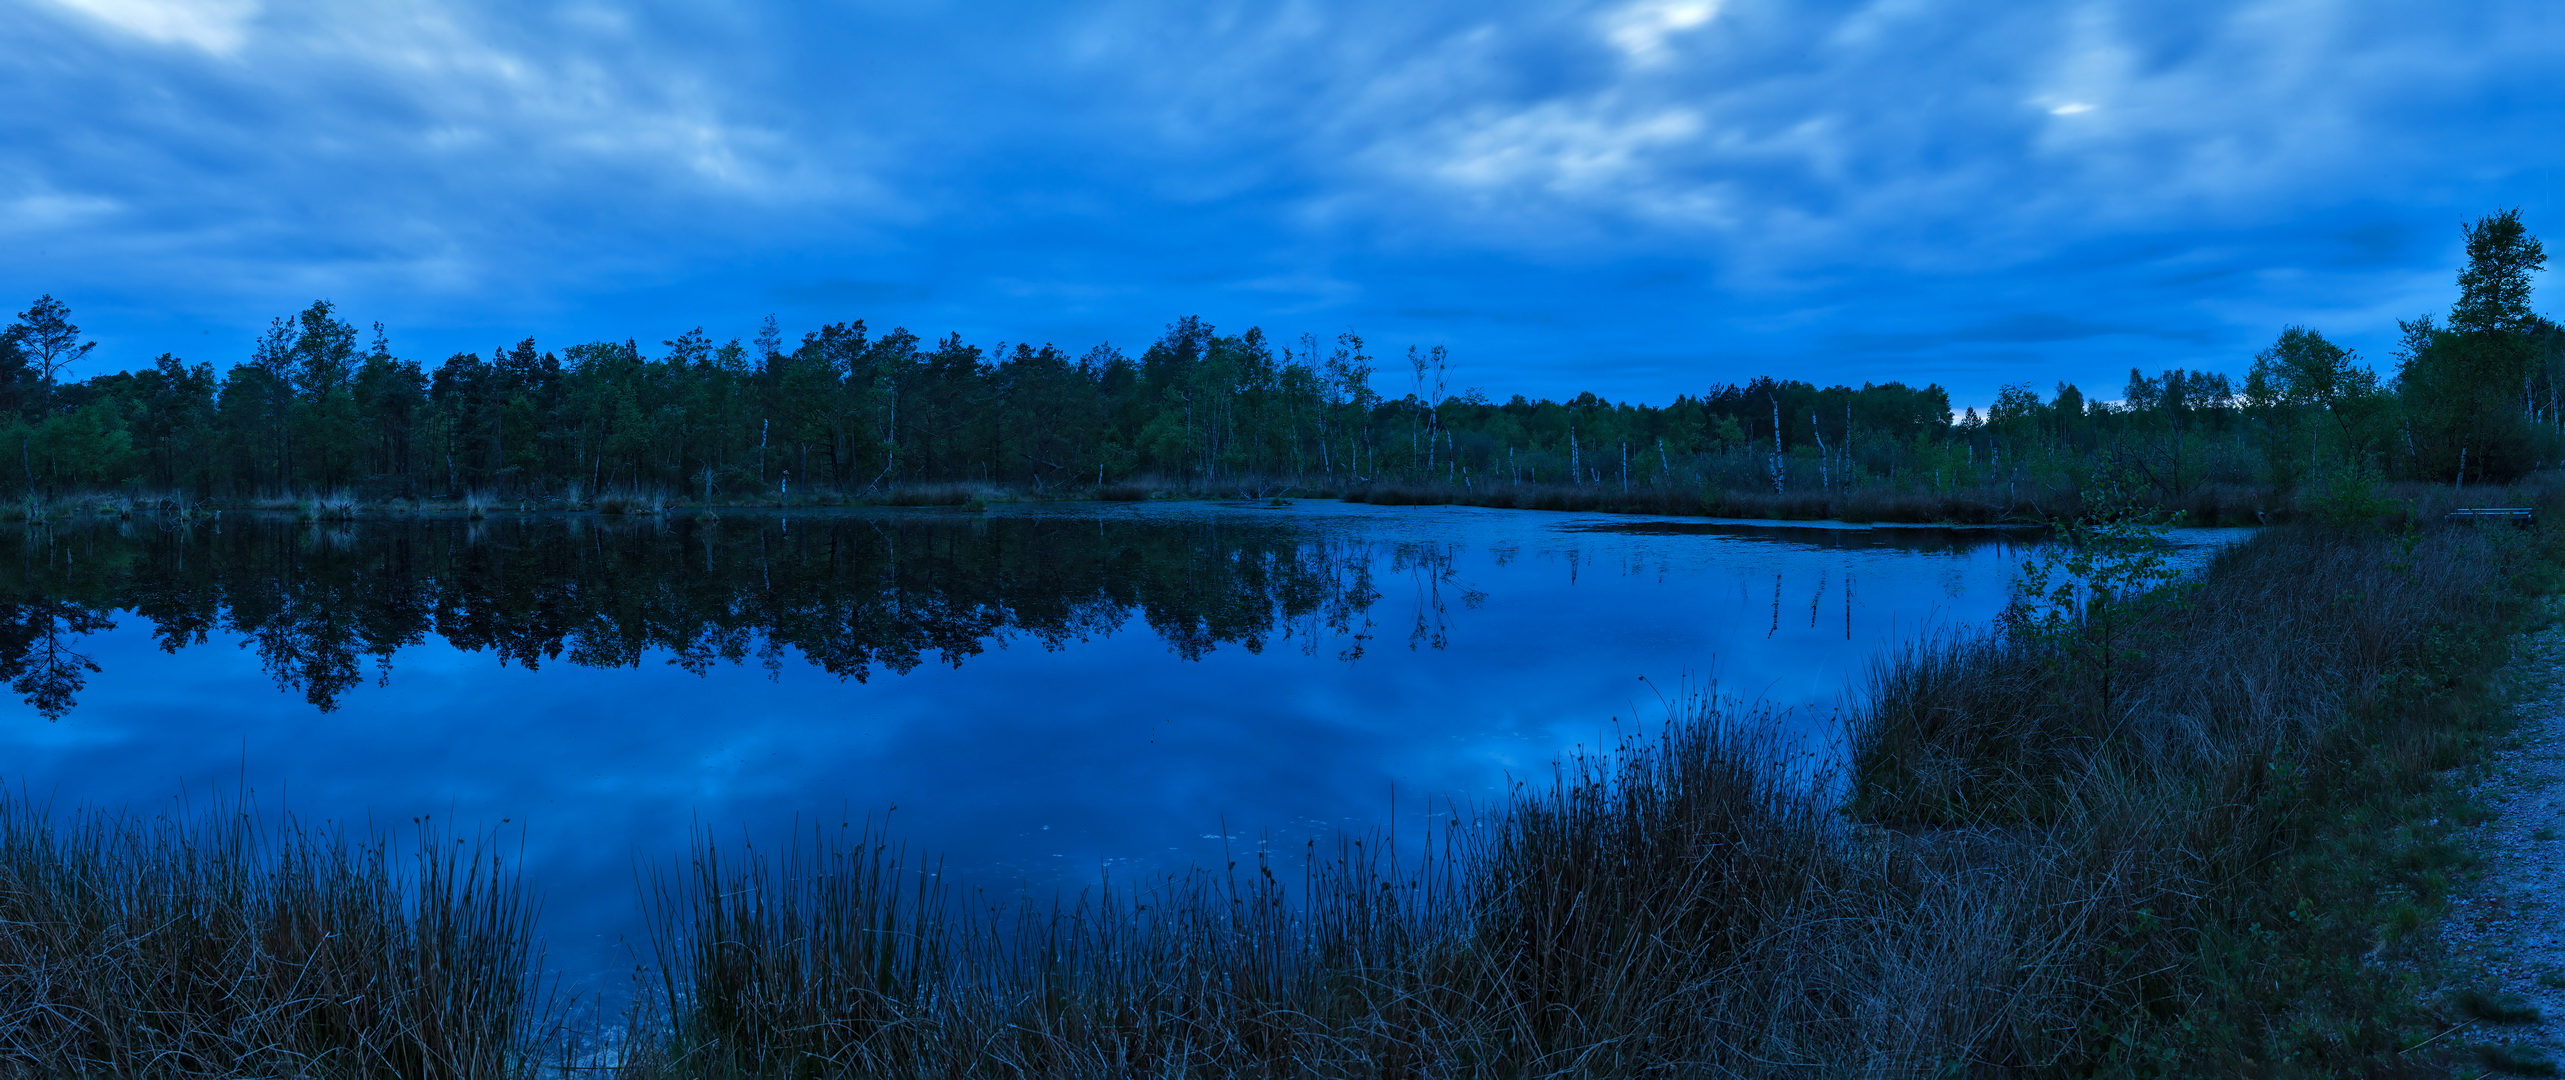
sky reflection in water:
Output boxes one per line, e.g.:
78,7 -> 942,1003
0,501 -> 2228,993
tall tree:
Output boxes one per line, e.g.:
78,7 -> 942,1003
2453,208 -> 2546,336
2400,209 -> 2550,482
6,296 -> 94,417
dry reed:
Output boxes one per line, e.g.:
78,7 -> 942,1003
0,517 -> 2530,1077
0,795 -> 554,1078
619,520 -> 2538,1077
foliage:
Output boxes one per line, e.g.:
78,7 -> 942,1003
2002,473 -> 2185,640
0,208 -> 2550,512
2397,209 -> 2564,483
2000,472 -> 2187,717
2303,460 -> 2401,527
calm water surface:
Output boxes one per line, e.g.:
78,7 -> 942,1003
0,500 -> 2236,994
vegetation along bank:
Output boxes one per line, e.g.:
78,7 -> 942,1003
0,210 -> 2557,524
2,213 -> 2563,1074
1,480 -> 2555,1078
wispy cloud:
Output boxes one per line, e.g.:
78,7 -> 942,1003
0,0 -> 2557,403
1600,0 -> 1722,66
39,0 -> 257,52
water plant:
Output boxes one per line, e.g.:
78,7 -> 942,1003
594,487 -> 671,515
0,794 -> 555,1077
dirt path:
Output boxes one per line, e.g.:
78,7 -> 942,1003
2443,596 -> 2565,1072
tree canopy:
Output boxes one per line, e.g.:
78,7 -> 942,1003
6,211 -> 2559,505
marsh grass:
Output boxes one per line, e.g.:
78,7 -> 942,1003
618,710 -> 2140,1077
299,489 -> 359,521
0,794 -> 555,1078
2455,988 -> 2546,1024
0,509 -> 2541,1076
852,483 -> 1002,507
2477,1042 -> 2562,1077
594,487 -> 671,515
1849,519 -> 2553,1072
0,490 -> 194,522
610,516 -> 2549,1077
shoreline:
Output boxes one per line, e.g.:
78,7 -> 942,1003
0,473 -> 2509,529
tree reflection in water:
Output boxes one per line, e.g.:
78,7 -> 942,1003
0,511 -> 1475,718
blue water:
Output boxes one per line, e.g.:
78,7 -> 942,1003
0,500 -> 2239,998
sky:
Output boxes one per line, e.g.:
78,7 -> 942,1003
2,0 -> 2560,406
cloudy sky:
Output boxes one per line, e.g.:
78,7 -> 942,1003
3,0 -> 2559,404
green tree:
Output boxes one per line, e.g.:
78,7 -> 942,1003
130,353 -> 220,490
6,296 -> 95,417
2244,326 -> 2386,483
2003,473 -> 2186,718
2398,209 -> 2549,482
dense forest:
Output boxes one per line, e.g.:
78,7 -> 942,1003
2,211 -> 2557,511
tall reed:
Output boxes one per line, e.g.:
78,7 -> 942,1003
0,795 -> 554,1078
0,517 -> 2528,1076
1849,520 -> 2537,1069
624,711 -> 2127,1076
624,519 -> 2543,1077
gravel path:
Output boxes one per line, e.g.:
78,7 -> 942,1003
2443,598 -> 2565,1072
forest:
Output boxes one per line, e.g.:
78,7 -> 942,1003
1,211 -> 2557,516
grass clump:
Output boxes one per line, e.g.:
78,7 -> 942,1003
594,487 -> 671,515
0,794 -> 554,1078
2479,1042 -> 2563,1077
2455,988 -> 2546,1024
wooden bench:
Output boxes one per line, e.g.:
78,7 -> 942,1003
2446,508 -> 2537,527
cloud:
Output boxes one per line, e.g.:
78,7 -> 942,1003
1422,101 -> 1706,195
0,0 -> 877,311
1825,313 -> 2222,354
0,191 -> 123,232
40,0 -> 257,52
1600,0 -> 1722,65
0,0 -> 2557,406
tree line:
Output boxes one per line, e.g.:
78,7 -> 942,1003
3,210 -> 2556,505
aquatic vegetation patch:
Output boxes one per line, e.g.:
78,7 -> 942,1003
0,797 -> 554,1077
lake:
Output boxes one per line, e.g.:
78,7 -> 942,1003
0,500 -> 2230,1000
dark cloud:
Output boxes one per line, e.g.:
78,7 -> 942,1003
1826,314 -> 2221,354
0,0 -> 2557,405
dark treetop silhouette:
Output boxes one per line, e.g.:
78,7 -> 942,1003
0,211 -> 2556,508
